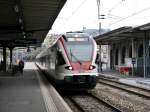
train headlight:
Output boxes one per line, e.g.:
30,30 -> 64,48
65,66 -> 73,70
89,65 -> 96,70
89,65 -> 93,70
69,66 -> 73,70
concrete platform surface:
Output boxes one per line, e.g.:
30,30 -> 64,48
99,71 -> 150,90
0,63 -> 46,112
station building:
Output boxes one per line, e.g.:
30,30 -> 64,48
95,23 -> 150,78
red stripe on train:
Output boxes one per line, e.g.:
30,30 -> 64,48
71,61 -> 91,70
59,37 -> 71,65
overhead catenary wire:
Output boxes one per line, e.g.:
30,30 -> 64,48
108,0 -> 125,14
108,6 -> 150,27
58,0 -> 88,31
105,0 -> 126,28
107,14 -> 123,19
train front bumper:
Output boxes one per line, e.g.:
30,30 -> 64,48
54,72 -> 98,89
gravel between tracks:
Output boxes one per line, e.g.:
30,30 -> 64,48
91,83 -> 150,112
71,95 -> 117,112
63,96 -> 83,112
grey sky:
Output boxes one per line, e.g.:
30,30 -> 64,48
49,0 -> 150,34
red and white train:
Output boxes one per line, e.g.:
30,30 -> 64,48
36,32 -> 98,90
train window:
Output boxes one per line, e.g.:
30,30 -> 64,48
67,37 -> 88,41
66,44 -> 92,61
57,51 -> 66,65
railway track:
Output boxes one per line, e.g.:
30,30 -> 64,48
63,93 -> 122,112
98,76 -> 150,99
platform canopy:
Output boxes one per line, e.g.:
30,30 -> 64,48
95,23 -> 150,45
0,0 -> 66,47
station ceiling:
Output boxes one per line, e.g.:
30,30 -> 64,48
0,0 -> 66,47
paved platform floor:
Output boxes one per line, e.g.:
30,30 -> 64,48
0,63 -> 46,112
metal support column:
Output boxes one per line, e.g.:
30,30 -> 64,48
107,45 -> 111,70
99,22 -> 101,34
97,0 -> 101,34
3,46 -> 6,72
143,32 -> 147,78
131,39 -> 135,76
9,47 -> 14,69
132,39 -> 135,58
99,45 -> 102,72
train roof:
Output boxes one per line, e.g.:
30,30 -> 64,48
52,32 -> 91,44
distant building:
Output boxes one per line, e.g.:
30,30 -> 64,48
82,28 -> 110,37
95,23 -> 150,78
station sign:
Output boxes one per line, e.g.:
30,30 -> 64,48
132,58 -> 136,64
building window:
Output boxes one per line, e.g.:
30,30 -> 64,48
115,48 -> 118,65
129,45 -> 132,58
138,44 -> 143,57
121,47 -> 126,64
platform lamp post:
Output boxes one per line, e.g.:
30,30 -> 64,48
97,0 -> 105,72
97,0 -> 105,34
97,0 -> 101,72
97,0 -> 101,34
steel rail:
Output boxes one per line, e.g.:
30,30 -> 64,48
66,93 -> 122,112
87,93 -> 122,112
98,78 -> 150,99
67,96 -> 85,112
99,76 -> 150,92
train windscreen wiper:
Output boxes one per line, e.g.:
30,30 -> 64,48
70,49 -> 82,65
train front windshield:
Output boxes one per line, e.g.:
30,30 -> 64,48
65,44 -> 93,62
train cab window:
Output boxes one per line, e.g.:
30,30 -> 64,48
57,51 -> 66,65
66,44 -> 92,62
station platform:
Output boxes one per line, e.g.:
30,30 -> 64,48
0,62 -> 72,112
99,70 -> 150,90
